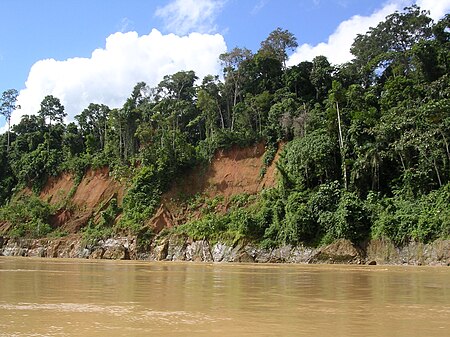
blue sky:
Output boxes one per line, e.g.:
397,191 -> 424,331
0,0 -> 449,129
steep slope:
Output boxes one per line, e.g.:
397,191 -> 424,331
164,142 -> 279,200
156,142 -> 281,232
40,167 -> 125,233
34,143 -> 280,234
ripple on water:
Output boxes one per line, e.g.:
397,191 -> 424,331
0,302 -> 229,328
0,303 -> 134,316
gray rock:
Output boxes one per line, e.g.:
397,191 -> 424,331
288,245 -> 315,263
166,236 -> 187,261
185,240 -> 213,262
212,242 -> 233,262
253,247 -> 272,263
154,238 -> 169,260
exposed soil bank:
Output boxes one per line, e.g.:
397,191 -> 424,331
1,235 -> 448,266
2,143 -> 448,266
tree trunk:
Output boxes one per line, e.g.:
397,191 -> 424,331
433,158 -> 442,187
6,118 -> 10,152
217,102 -> 225,129
440,129 -> 450,162
336,101 -> 347,190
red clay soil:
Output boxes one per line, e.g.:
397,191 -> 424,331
155,142 -> 282,231
40,173 -> 75,205
39,167 -> 125,210
39,167 -> 125,232
71,167 -> 124,209
148,204 -> 176,234
35,143 -> 280,234
164,142 -> 281,201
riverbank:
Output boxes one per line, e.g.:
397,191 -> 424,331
1,235 -> 448,266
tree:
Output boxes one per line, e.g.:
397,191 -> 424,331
328,81 -> 348,189
199,75 -> 225,129
243,52 -> 283,94
351,5 -> 432,83
310,56 -> 333,100
220,47 -> 253,128
412,14 -> 450,82
75,103 -> 110,152
39,95 -> 66,127
154,72 -> 200,145
38,95 -> 66,153
0,89 -> 20,151
259,27 -> 298,69
156,71 -> 197,101
283,61 -> 315,100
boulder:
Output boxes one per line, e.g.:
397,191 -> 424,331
212,242 -> 233,262
310,239 -> 363,264
185,240 -> 213,262
166,235 -> 187,261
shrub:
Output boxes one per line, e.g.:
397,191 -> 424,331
283,191 -> 315,243
119,165 -> 161,233
0,195 -> 54,238
371,183 -> 450,244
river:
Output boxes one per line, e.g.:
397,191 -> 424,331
0,257 -> 449,336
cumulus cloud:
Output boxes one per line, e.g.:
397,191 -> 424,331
11,29 -> 226,127
288,0 -> 450,66
155,0 -> 226,35
288,2 -> 401,66
416,0 -> 450,20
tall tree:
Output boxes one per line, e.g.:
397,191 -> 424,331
328,81 -> 348,190
39,95 -> 66,127
220,47 -> 253,129
75,103 -> 110,151
310,56 -> 333,100
156,71 -> 197,101
351,5 -> 432,83
0,89 -> 20,151
283,61 -> 315,100
259,27 -> 298,69
38,95 -> 66,153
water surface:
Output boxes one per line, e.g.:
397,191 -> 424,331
0,257 -> 449,336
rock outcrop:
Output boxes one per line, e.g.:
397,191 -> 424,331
1,234 -> 448,266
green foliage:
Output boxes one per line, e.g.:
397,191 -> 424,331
82,224 -> 114,244
175,201 -> 265,244
82,198 -> 120,243
119,165 -> 161,233
278,130 -> 338,190
258,182 -> 370,246
1,8 -> 449,248
0,195 -> 53,238
175,213 -> 228,242
371,183 -> 450,244
260,142 -> 277,177
282,192 -> 314,243
321,191 -> 370,244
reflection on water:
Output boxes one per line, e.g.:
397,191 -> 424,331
0,258 -> 449,336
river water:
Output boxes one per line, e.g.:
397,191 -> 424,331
0,257 -> 449,336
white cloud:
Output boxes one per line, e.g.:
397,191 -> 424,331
287,0 -> 450,66
11,29 -> 227,128
416,0 -> 450,21
155,0 -> 226,35
288,2 -> 401,66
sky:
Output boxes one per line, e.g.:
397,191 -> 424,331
0,0 -> 449,130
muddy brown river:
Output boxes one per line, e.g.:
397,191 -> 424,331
0,257 -> 449,336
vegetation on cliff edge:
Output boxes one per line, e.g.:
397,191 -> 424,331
0,6 -> 449,247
